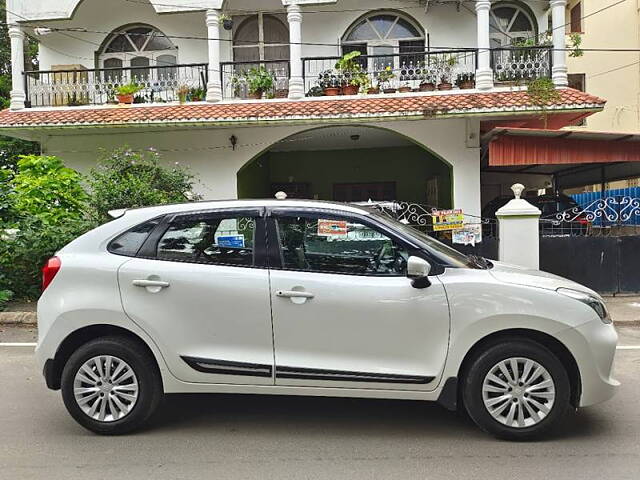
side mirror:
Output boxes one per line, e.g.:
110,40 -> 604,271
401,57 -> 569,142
407,256 -> 432,289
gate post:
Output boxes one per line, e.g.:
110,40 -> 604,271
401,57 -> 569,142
496,184 -> 542,269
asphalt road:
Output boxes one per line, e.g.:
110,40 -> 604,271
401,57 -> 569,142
0,326 -> 639,480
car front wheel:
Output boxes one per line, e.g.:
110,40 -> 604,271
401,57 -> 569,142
61,336 -> 163,435
462,339 -> 571,440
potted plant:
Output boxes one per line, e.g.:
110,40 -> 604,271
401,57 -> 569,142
418,68 -> 436,91
456,72 -> 475,89
436,54 -> 457,90
115,83 -> 142,104
377,66 -> 396,93
220,14 -> 233,31
177,85 -> 190,104
318,69 -> 341,96
398,83 -> 412,93
188,86 -> 206,102
335,51 -> 364,95
245,66 -> 275,99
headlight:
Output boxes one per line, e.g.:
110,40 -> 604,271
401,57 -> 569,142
557,288 -> 611,324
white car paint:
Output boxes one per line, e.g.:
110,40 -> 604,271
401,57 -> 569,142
36,199 -> 618,410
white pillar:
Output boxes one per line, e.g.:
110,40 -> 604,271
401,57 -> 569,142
550,0 -> 568,87
287,3 -> 304,99
496,184 -> 542,269
475,0 -> 493,90
9,24 -> 26,110
206,9 -> 223,103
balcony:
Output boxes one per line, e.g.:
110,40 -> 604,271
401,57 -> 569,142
22,47 -> 552,108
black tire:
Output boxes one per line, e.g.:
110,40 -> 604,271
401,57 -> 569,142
61,336 -> 163,435
462,338 -> 571,441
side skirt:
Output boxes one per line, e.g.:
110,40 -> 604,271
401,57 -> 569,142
276,366 -> 435,384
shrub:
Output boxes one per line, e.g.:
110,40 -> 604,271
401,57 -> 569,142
87,147 -> 200,223
0,167 -> 14,224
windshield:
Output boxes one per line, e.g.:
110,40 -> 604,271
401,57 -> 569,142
369,210 -> 481,268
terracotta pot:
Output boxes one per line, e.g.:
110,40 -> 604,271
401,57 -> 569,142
117,94 -> 134,104
342,84 -> 360,95
383,88 -> 397,94
459,81 -> 475,89
247,90 -> 263,99
419,82 -> 436,92
437,82 -> 453,91
398,86 -> 412,93
323,87 -> 341,96
367,87 -> 380,95
275,89 -> 289,98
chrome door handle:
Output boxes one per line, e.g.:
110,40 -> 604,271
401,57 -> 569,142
133,279 -> 170,288
276,290 -> 314,299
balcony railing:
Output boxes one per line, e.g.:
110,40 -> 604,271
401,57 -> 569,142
303,49 -> 478,95
221,60 -> 290,100
25,63 -> 208,107
491,46 -> 552,83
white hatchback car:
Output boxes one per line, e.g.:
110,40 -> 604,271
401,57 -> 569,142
36,199 -> 618,439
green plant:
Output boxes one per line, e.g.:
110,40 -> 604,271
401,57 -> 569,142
335,51 -> 363,73
527,76 -> 561,128
177,85 -> 190,103
569,32 -> 584,58
12,155 -> 88,225
376,65 -> 395,87
0,167 -> 14,223
116,83 -> 143,96
0,281 -> 12,311
244,66 -> 275,95
189,86 -> 206,100
86,147 -> 201,223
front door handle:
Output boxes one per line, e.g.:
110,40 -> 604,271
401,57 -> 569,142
276,290 -> 314,299
133,279 -> 170,288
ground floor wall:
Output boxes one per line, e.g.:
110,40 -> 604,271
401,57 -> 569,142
42,117 -> 482,215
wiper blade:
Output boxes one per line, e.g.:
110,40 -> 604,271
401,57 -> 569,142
467,254 -> 492,269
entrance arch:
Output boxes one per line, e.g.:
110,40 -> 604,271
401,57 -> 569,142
237,125 -> 453,208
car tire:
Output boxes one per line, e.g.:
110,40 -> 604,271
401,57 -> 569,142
61,335 -> 163,435
462,338 -> 571,441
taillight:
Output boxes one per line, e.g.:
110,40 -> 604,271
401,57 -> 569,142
42,256 -> 61,292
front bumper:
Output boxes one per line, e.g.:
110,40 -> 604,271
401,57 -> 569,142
556,320 -> 619,407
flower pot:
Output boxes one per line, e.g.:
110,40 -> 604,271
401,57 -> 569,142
323,87 -> 341,96
117,94 -> 134,104
342,84 -> 360,95
419,82 -> 436,92
367,87 -> 380,95
437,82 -> 453,91
247,90 -> 263,100
275,89 -> 289,98
398,86 -> 412,93
459,81 -> 475,89
223,19 -> 233,31
191,96 -> 202,102
383,88 -> 397,94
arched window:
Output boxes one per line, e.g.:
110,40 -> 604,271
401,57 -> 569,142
99,25 -> 178,81
489,2 -> 537,47
233,14 -> 289,62
341,11 -> 425,69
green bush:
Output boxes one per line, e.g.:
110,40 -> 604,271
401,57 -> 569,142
87,147 -> 200,223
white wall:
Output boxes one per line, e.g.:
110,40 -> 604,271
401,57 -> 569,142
42,117 -> 481,215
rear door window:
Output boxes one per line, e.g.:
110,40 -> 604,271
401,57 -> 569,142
108,218 -> 162,257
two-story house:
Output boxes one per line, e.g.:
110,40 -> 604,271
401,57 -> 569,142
0,0 -> 616,217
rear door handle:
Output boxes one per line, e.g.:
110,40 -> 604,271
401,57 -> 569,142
133,279 -> 170,288
276,290 -> 314,299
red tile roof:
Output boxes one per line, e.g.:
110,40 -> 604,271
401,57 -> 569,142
0,88 -> 605,128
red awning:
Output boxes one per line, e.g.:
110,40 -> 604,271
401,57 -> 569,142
486,128 -> 640,167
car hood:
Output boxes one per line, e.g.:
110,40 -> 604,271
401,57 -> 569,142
488,260 -> 600,297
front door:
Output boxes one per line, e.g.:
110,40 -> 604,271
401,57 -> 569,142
268,209 -> 450,390
118,209 -> 275,385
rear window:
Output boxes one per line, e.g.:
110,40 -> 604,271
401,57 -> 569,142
108,218 -> 161,257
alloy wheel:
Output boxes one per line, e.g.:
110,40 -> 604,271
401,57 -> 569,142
481,357 -> 555,428
73,355 -> 139,422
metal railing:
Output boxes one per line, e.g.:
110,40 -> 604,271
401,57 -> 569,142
491,46 -> 552,83
303,49 -> 478,95
220,60 -> 290,100
25,63 -> 208,107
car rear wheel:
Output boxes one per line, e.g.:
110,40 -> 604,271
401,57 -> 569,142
61,336 -> 163,435
462,339 -> 571,440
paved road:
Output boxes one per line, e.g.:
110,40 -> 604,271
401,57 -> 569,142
1,326 -> 639,480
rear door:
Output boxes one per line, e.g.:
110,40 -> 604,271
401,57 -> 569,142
117,209 -> 275,384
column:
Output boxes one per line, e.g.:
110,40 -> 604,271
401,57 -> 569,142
496,184 -> 542,269
206,9 -> 223,103
9,24 -> 26,110
475,0 -> 494,90
550,0 -> 568,87
287,3 -> 304,99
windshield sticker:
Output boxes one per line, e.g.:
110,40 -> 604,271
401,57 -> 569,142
317,219 -> 348,237
217,235 -> 245,248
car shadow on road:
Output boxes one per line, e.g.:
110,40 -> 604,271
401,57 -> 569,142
146,393 -> 610,442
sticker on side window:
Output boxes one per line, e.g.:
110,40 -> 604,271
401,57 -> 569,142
317,219 -> 348,237
217,235 -> 245,248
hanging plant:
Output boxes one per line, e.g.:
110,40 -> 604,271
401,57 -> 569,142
220,14 -> 233,31
527,77 -> 561,128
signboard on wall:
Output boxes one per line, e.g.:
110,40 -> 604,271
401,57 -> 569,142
432,209 -> 464,231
